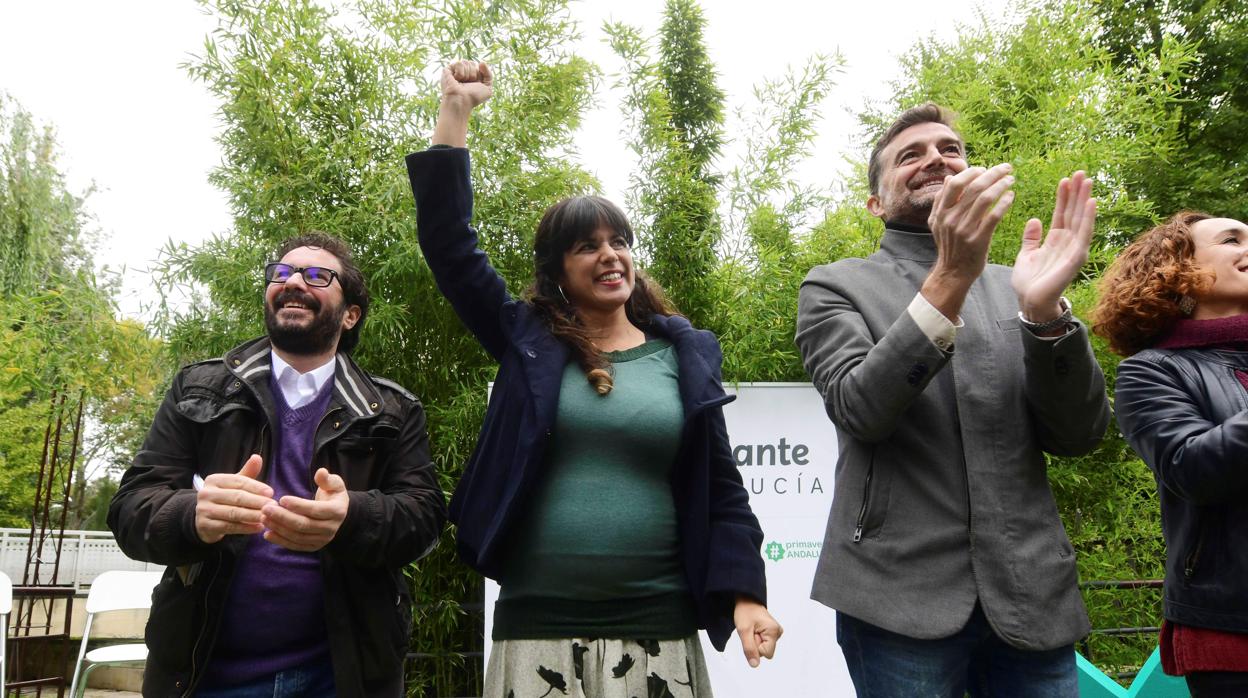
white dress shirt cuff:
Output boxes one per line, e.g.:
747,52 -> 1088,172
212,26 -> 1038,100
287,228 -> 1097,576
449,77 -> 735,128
908,292 -> 962,352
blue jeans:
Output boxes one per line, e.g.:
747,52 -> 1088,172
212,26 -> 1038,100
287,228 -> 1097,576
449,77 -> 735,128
194,660 -> 336,698
836,604 -> 1076,698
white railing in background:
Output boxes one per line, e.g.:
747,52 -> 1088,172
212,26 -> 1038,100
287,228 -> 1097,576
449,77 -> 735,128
0,528 -> 159,592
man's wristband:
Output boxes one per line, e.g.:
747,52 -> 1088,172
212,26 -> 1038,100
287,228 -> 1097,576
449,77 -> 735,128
1018,297 -> 1073,334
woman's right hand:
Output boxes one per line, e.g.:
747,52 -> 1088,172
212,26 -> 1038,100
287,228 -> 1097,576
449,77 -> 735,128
433,60 -> 492,148
442,60 -> 493,109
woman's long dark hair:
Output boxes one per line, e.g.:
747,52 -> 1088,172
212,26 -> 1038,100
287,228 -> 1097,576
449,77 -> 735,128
525,196 -> 677,395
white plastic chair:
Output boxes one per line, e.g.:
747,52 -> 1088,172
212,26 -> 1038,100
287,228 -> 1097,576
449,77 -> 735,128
68,570 -> 162,698
1,571 -> 11,697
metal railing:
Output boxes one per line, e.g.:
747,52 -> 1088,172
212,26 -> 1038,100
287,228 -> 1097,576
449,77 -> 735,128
1079,578 -> 1165,682
0,528 -> 158,592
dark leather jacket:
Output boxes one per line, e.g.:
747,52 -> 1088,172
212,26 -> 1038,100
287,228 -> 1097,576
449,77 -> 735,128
108,337 -> 447,697
1116,347 -> 1248,632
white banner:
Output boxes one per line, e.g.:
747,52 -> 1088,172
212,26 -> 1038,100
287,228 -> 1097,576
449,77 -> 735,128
484,382 -> 854,696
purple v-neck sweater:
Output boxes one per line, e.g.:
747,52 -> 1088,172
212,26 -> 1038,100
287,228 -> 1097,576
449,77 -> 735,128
201,375 -> 334,687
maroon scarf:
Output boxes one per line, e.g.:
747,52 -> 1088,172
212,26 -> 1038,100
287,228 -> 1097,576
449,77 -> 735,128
1156,315 -> 1248,400
1156,314 -> 1248,351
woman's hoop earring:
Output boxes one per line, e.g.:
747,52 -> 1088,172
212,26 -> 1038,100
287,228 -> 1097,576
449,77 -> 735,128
1179,295 -> 1196,315
558,285 -> 570,305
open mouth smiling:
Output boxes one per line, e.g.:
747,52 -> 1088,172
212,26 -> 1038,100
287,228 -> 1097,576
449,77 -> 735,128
911,176 -> 946,191
274,292 -> 319,314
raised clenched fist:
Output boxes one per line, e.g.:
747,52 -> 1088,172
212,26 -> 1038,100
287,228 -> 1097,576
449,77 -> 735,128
441,59 -> 493,110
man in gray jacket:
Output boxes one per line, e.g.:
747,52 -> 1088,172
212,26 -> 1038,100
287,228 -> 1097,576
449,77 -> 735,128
796,104 -> 1110,696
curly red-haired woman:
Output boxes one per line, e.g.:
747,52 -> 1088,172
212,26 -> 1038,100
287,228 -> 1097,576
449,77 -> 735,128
1093,212 -> 1248,697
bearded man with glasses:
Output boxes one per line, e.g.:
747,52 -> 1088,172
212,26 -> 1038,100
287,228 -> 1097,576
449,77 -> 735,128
109,233 -> 446,698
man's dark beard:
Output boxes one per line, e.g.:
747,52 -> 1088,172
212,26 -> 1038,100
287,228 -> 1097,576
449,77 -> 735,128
264,289 -> 345,356
888,203 -> 934,228
887,169 -> 957,228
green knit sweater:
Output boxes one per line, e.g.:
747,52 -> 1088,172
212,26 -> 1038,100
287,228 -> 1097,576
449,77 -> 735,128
493,339 -> 698,639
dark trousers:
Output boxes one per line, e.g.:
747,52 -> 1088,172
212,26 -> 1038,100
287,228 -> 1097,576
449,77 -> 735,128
194,659 -> 335,698
836,604 -> 1076,698
1186,671 -> 1248,697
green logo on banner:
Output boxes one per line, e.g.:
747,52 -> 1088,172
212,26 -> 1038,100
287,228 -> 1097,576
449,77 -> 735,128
765,541 -> 785,562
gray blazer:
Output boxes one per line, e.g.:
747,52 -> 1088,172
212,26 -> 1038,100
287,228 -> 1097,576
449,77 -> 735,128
796,225 -> 1111,651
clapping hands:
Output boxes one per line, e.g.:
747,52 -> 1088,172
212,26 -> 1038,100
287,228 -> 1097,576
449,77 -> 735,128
1011,171 -> 1097,324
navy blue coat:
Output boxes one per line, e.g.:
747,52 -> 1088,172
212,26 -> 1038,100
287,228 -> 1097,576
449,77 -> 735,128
406,147 -> 766,650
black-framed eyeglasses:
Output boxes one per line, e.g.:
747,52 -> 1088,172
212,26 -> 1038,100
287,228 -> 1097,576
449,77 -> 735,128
264,263 -> 340,288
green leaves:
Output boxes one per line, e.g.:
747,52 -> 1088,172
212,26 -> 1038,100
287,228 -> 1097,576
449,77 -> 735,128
608,1 -> 842,373
0,96 -> 165,529
606,1 -> 723,331
0,96 -> 94,297
865,0 -> 1191,261
1094,0 -> 1248,220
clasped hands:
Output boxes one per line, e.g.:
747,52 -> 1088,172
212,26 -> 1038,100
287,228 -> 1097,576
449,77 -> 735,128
923,163 -> 1097,326
194,454 -> 348,552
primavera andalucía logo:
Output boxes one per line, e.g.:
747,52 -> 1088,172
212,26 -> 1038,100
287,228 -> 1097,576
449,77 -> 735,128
764,539 -> 821,562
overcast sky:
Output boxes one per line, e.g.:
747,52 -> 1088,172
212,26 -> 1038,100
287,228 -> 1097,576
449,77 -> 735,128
0,0 -> 1001,320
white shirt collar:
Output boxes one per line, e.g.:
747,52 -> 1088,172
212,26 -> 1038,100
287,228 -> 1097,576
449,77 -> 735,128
270,352 -> 336,409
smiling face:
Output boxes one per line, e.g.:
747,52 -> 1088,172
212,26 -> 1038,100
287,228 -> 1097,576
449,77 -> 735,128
559,226 -> 635,317
867,121 -> 968,226
1189,217 -> 1248,320
263,245 -> 361,356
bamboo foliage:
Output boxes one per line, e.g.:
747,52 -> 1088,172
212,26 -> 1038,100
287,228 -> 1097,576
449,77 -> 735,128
0,96 -> 165,530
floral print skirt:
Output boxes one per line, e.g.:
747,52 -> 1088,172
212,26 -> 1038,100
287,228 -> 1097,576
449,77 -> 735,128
484,635 -> 713,698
